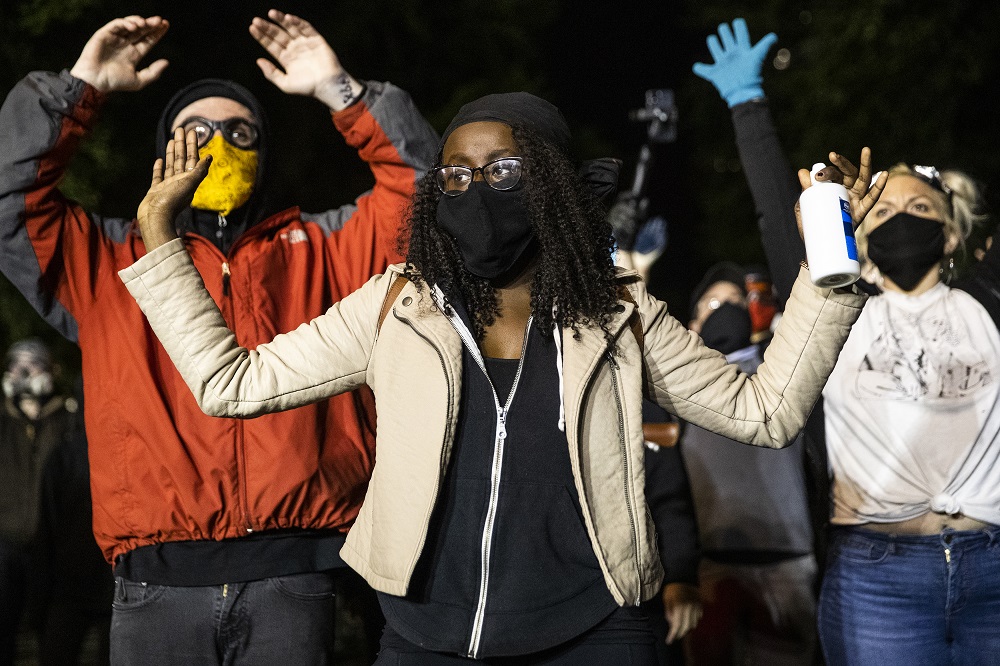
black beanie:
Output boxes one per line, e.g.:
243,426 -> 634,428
441,92 -> 620,200
441,92 -> 571,153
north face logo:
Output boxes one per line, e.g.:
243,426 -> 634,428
281,229 -> 309,245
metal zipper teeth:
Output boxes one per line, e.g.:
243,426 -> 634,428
459,317 -> 533,659
217,259 -> 253,533
392,311 -> 456,546
607,351 -> 642,605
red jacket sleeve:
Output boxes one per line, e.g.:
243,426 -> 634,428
0,70 -> 131,341
302,81 -> 439,293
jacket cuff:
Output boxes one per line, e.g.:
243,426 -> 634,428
118,238 -> 188,287
332,80 -> 382,131
792,265 -> 867,310
59,69 -> 107,121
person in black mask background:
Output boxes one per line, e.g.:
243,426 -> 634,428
679,263 -> 818,665
0,10 -> 437,664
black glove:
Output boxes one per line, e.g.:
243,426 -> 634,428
608,192 -> 646,252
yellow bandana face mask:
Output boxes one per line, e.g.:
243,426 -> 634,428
189,135 -> 259,216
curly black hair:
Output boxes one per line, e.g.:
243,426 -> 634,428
399,125 -> 620,341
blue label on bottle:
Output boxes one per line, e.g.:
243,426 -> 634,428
840,198 -> 858,261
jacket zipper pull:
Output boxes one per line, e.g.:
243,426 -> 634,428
607,350 -> 619,369
221,262 -> 231,297
216,213 -> 228,241
497,409 -> 507,441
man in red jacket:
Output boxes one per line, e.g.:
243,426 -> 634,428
0,11 -> 437,663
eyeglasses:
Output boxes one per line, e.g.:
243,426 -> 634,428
433,157 -> 523,196
178,116 -> 260,150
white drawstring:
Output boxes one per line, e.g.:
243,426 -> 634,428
552,305 -> 565,432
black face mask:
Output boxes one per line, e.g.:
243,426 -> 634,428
699,302 -> 753,355
436,181 -> 537,280
866,212 -> 946,292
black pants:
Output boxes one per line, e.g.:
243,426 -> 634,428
374,608 -> 658,665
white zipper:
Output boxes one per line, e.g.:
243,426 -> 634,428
435,290 -> 532,659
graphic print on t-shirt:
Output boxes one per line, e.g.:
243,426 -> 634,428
855,296 -> 991,401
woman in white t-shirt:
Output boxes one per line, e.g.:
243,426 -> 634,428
803,160 -> 999,664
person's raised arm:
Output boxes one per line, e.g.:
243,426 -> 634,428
636,149 -> 883,448
251,10 -> 438,286
122,131 -> 384,417
693,18 -> 802,304
0,16 -> 169,339
69,15 -> 169,93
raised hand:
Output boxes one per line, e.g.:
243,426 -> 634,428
692,18 -> 778,108
797,148 -> 888,224
137,128 -> 212,251
250,9 -> 364,111
69,16 -> 169,93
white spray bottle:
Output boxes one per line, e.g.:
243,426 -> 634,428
799,163 -> 861,288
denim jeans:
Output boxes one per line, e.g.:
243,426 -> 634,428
109,571 -> 336,665
819,526 -> 1000,666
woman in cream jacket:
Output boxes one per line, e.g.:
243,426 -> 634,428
120,95 -> 878,663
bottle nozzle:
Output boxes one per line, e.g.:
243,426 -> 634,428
810,162 -> 826,185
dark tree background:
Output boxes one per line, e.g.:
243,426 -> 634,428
2,0 -> 999,383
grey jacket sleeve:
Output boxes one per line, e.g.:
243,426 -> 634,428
301,80 -> 439,237
0,71 -> 130,341
118,239 -> 387,417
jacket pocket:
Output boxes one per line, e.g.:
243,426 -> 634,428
269,571 -> 337,601
487,483 -> 603,613
829,530 -> 892,565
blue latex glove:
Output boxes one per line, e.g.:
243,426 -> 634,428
692,18 -> 777,108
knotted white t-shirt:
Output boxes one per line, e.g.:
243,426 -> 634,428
825,283 -> 1000,526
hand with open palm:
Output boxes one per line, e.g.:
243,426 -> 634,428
137,128 -> 212,251
250,9 -> 364,111
69,15 -> 169,93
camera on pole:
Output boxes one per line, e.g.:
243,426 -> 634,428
627,89 -> 678,199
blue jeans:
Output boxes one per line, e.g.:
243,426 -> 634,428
819,526 -> 1000,665
109,571 -> 336,665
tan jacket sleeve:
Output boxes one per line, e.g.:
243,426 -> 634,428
118,239 -> 388,418
637,266 -> 865,448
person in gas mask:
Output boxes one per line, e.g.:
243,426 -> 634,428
0,339 -> 77,666
117,87 -> 879,662
0,11 -> 437,663
680,263 -> 818,664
